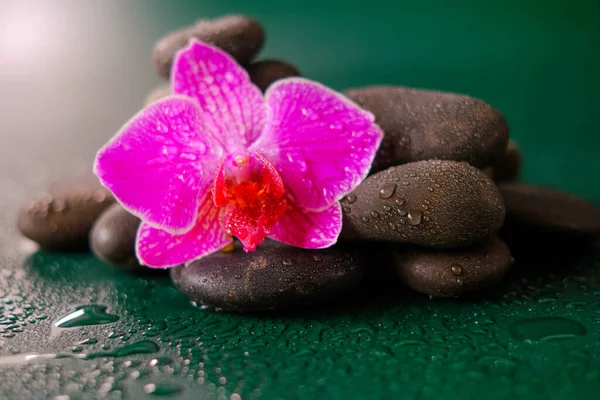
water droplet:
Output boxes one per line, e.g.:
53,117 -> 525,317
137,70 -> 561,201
383,205 -> 391,211
78,338 -> 97,345
510,317 -> 586,341
395,198 -> 406,205
342,206 -> 351,214
55,305 -> 119,328
144,383 -> 182,396
361,217 -> 369,223
407,210 -> 423,226
149,356 -> 173,367
398,210 -> 408,217
86,340 -> 159,359
451,264 -> 463,276
371,211 -> 380,218
345,194 -> 357,204
379,183 -> 397,199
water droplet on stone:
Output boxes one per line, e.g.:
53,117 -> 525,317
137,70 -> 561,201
451,264 -> 463,276
395,198 -> 405,205
407,210 -> 423,226
383,205 -> 391,211
379,183 -> 397,199
345,194 -> 357,204
371,211 -> 380,218
342,206 -> 351,214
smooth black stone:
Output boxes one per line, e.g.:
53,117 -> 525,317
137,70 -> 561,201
170,244 -> 364,311
340,160 -> 506,249
247,59 -> 301,92
344,86 -> 509,173
395,236 -> 513,297
499,182 -> 600,235
90,204 -> 143,271
491,139 -> 521,182
153,14 -> 265,79
17,183 -> 115,250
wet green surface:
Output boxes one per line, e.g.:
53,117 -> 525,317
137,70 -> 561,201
1,0 -> 599,399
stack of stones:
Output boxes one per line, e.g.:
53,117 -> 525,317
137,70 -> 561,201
18,15 -> 600,312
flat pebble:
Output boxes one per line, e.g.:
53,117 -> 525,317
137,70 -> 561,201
170,243 -> 364,311
153,14 -> 265,79
90,204 -> 143,271
344,86 -> 509,173
499,182 -> 600,235
491,139 -> 521,182
340,160 -> 505,248
18,184 -> 115,250
395,236 -> 513,297
247,59 -> 301,91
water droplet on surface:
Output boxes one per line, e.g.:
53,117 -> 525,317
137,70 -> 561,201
407,210 -> 423,226
144,383 -> 182,396
149,356 -> 173,367
86,340 -> 160,359
55,305 -> 119,328
342,206 -> 351,214
451,264 -> 463,276
395,198 -> 405,205
383,205 -> 392,211
379,183 -> 397,199
345,194 -> 357,204
510,317 -> 586,341
371,211 -> 380,218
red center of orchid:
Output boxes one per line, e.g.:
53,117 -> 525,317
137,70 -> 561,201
213,151 -> 287,252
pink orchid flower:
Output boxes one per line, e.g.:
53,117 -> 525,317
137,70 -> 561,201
94,40 -> 383,268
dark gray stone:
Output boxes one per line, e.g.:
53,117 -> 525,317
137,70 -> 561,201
344,86 -> 509,173
499,182 -> 600,235
153,14 -> 265,79
170,243 -> 364,311
395,236 -> 513,297
90,204 -> 143,271
340,160 -> 505,249
18,184 -> 115,250
247,59 -> 300,91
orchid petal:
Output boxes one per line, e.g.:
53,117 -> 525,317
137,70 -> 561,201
254,78 -> 383,211
94,96 -> 223,233
268,199 -> 342,249
172,39 -> 265,151
136,191 -> 232,268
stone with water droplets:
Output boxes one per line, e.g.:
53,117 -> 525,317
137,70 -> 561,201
491,139 -> 521,182
395,236 -> 513,297
144,84 -> 172,106
152,14 -> 265,79
170,242 -> 363,311
90,204 -> 143,271
247,59 -> 301,92
344,86 -> 509,173
499,182 -> 600,235
340,160 -> 505,248
17,183 -> 115,250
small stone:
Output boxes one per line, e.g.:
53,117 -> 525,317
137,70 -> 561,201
144,84 -> 171,106
344,86 -> 509,173
247,59 -> 301,92
17,183 -> 115,250
170,242 -> 364,311
499,182 -> 600,235
491,139 -> 521,182
152,14 -> 265,79
395,236 -> 512,297
340,160 -> 505,248
90,204 -> 143,271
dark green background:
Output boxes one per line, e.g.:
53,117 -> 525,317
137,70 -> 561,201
0,0 -> 599,399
